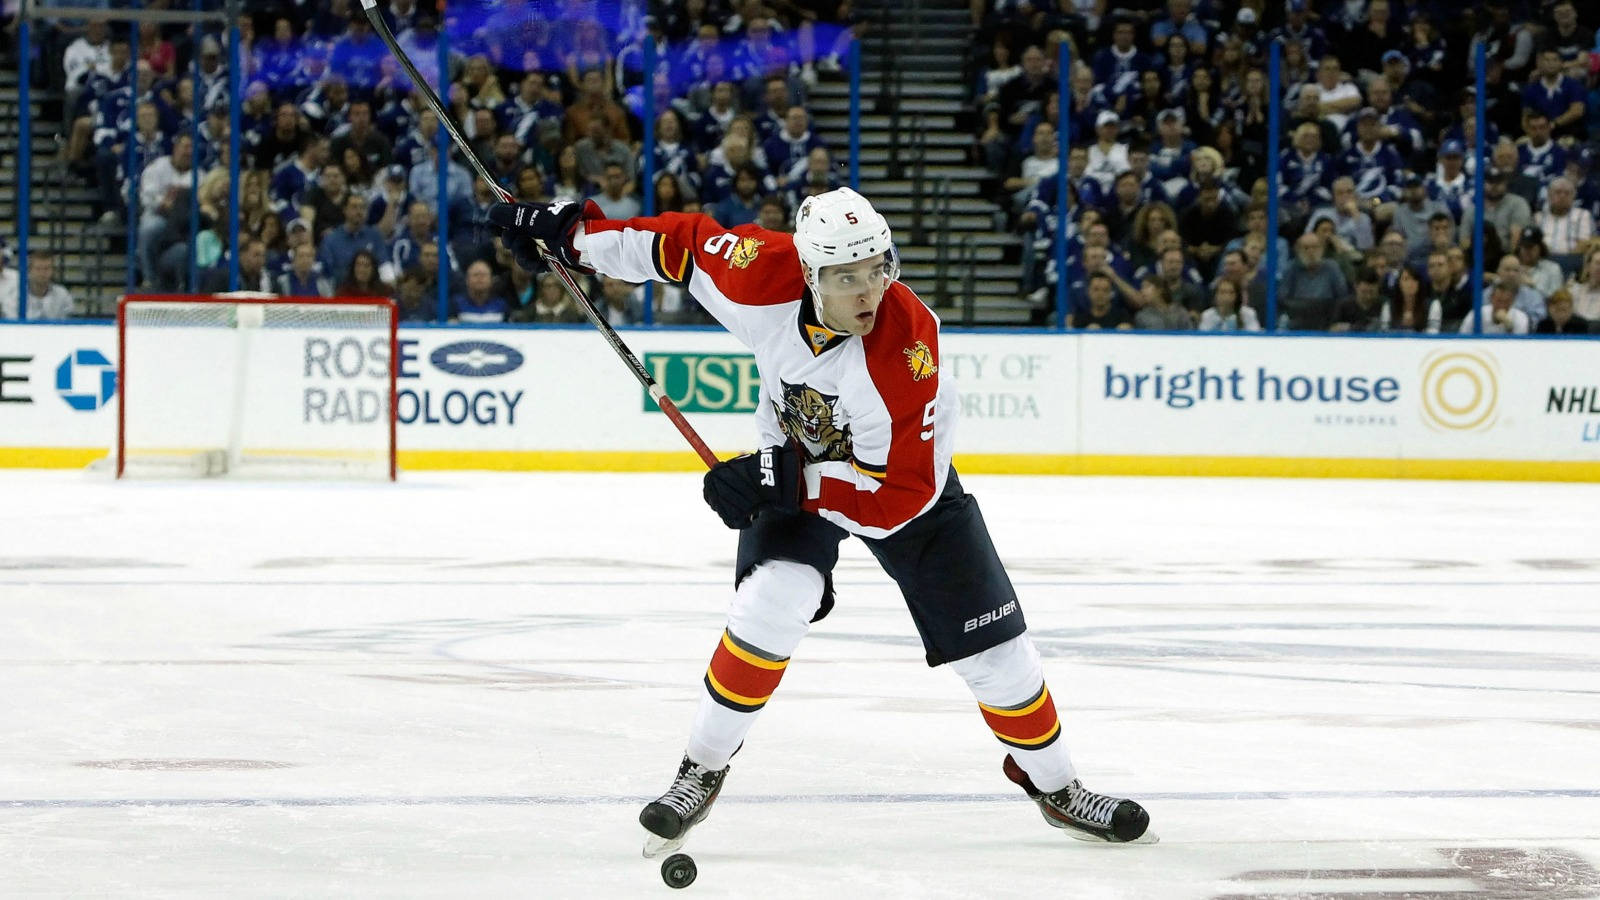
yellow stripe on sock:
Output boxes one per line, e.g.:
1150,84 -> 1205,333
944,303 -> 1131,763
705,668 -> 773,708
995,721 -> 1062,747
720,632 -> 789,671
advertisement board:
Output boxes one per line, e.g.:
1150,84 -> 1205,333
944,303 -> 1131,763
3,323 -> 1597,479
1075,334 -> 1600,467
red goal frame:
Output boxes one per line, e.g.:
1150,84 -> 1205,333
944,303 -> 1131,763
116,293 -> 400,480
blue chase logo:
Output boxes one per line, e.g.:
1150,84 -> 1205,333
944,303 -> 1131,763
429,341 -> 524,378
56,349 -> 117,411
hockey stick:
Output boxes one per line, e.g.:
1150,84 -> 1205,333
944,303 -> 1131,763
356,0 -> 720,469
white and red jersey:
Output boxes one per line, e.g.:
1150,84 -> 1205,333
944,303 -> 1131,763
573,207 -> 955,539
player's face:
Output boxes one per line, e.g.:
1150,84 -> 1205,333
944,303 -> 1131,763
815,253 -> 892,336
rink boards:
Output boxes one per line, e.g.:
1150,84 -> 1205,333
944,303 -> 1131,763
2,322 -> 1599,480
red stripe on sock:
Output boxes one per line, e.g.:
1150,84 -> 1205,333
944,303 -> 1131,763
706,636 -> 787,706
980,691 -> 1060,746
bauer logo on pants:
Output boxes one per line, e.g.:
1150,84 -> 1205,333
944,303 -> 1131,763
964,601 -> 1017,633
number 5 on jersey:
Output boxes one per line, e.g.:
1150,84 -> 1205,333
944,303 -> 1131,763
921,400 -> 935,441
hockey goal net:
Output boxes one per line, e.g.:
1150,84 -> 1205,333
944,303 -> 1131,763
116,293 -> 398,479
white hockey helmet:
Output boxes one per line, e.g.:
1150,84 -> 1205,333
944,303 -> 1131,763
793,187 -> 898,301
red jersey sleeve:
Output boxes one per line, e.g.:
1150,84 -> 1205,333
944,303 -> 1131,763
575,209 -> 806,319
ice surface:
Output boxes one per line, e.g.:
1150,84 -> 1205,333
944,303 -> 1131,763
3,470 -> 1598,898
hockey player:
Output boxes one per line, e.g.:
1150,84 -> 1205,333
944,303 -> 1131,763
484,188 -> 1152,850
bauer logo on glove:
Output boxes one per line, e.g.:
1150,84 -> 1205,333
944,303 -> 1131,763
702,443 -> 801,529
485,199 -> 593,273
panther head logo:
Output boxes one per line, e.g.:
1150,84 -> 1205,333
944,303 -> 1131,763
777,381 -> 852,462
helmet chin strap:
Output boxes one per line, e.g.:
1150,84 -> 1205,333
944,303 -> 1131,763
802,264 -> 833,330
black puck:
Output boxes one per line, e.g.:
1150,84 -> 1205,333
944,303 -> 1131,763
661,853 -> 697,889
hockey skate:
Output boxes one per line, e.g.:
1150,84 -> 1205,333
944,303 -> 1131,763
1002,755 -> 1156,844
639,755 -> 729,858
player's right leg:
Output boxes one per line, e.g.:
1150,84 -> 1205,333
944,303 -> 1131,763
950,636 -> 1153,843
640,559 -> 828,856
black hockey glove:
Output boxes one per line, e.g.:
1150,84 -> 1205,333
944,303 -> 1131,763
484,199 -> 587,273
702,443 -> 802,529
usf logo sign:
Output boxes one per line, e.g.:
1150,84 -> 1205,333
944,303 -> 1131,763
643,353 -> 761,414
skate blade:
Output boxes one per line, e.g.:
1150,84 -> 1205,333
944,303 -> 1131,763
1062,827 -> 1160,845
1042,809 -> 1159,844
642,833 -> 687,859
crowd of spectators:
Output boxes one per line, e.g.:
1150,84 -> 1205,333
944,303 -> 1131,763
977,0 -> 1600,334
10,0 -> 1600,335
35,0 -> 859,323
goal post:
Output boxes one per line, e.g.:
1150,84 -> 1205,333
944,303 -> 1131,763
116,293 -> 399,480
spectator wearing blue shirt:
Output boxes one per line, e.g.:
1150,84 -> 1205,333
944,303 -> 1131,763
701,133 -> 771,205
1426,141 -> 1470,222
1148,110 -> 1194,196
390,201 -> 435,276
1280,122 -> 1335,219
691,81 -> 740,157
328,14 -> 384,88
1065,66 -> 1107,152
394,109 -> 442,170
646,110 -> 702,194
1517,111 -> 1569,183
383,0 -> 421,40
677,23 -> 728,92
1521,49 -> 1587,141
319,194 -> 388,293
1269,0 -> 1329,63
712,166 -> 764,227
1091,19 -> 1147,88
1437,89 -> 1500,161
752,76 -> 792,146
298,75 -> 350,136
194,103 -> 231,172
1149,0 -> 1209,54
783,147 -> 841,210
269,137 -> 327,211
93,101 -> 169,225
1358,78 -> 1424,159
591,162 -> 644,220
1157,35 -> 1196,108
501,73 -> 564,150
1340,109 -> 1405,205
1011,90 -> 1058,162
452,260 -> 509,324
761,106 -> 826,183
278,242 -> 330,297
1128,147 -> 1174,209
1307,177 -> 1375,252
409,143 -> 475,220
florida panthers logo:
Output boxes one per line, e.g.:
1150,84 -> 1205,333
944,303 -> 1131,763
729,237 -> 765,269
777,381 -> 853,462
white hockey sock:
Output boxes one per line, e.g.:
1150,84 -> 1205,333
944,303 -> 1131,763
949,634 -> 1078,793
685,561 -> 824,770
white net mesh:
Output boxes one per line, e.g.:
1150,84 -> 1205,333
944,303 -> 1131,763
119,296 -> 396,479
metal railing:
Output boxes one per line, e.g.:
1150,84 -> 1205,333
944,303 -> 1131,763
932,178 -> 952,307
907,115 -> 927,242
958,235 -> 977,326
883,66 -> 906,180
